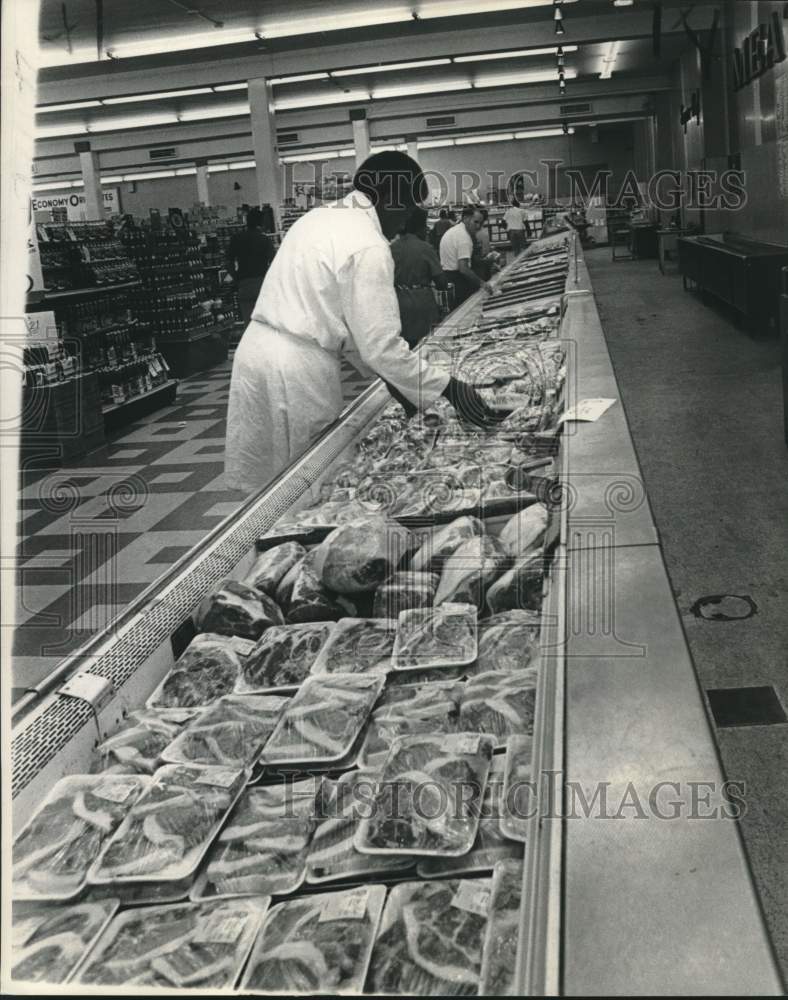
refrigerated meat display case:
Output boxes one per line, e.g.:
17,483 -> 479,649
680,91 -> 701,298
7,235 -> 783,996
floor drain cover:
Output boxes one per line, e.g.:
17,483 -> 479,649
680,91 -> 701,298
690,594 -> 757,621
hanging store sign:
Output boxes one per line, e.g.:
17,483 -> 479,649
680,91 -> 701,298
30,187 -> 121,219
731,11 -> 787,90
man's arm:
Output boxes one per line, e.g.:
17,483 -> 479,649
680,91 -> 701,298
458,256 -> 492,293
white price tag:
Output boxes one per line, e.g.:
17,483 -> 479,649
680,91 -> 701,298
195,768 -> 241,789
318,888 -> 369,923
558,397 -> 616,424
92,779 -> 139,804
193,909 -> 249,945
451,881 -> 491,918
453,734 -> 481,755
229,637 -> 256,657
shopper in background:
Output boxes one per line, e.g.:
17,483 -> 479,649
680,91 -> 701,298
226,207 -> 275,325
439,205 -> 493,305
391,206 -> 448,348
504,197 -> 527,256
225,151 -> 502,494
430,208 -> 453,252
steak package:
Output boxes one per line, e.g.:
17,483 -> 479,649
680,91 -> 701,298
373,571 -> 439,618
393,603 -> 478,671
474,609 -> 541,674
306,771 -> 413,884
88,764 -> 245,884
310,617 -> 396,675
147,633 -> 247,710
236,621 -> 334,693
501,735 -> 534,843
480,859 -> 524,995
13,775 -> 148,901
258,673 -> 384,767
366,878 -> 491,995
10,899 -> 119,985
359,680 -> 465,768
485,551 -> 545,615
312,516 -> 412,594
275,550 -> 349,624
410,515 -> 484,573
240,885 -> 386,994
433,535 -> 508,607
499,502 -> 549,557
161,694 -> 288,770
459,668 -> 539,747
194,579 -> 284,640
356,732 -> 494,857
192,778 -> 321,899
74,897 -> 268,988
244,541 -> 306,597
90,710 -> 193,775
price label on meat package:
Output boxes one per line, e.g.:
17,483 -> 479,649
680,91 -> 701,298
92,779 -> 140,804
195,768 -> 242,789
193,908 -> 249,945
318,888 -> 369,923
229,637 -> 256,657
451,734 -> 482,755
451,881 -> 491,918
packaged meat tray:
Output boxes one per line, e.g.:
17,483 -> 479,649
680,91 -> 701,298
309,617 -> 396,676
392,603 -> 478,671
485,551 -> 545,615
146,633 -> 247,710
472,610 -> 541,675
73,897 -> 269,988
240,885 -> 386,994
258,673 -> 384,768
89,709 -> 194,775
91,876 -> 195,907
479,859 -> 524,995
501,735 -> 534,843
417,757 -> 519,877
191,778 -> 322,900
244,541 -> 306,597
305,770 -> 413,884
194,578 -> 284,640
160,694 -> 289,770
409,516 -> 484,573
372,571 -> 439,618
87,764 -> 246,885
433,535 -> 508,607
458,668 -> 539,747
359,679 -> 465,768
236,621 -> 334,693
13,774 -> 148,901
10,898 -> 119,985
365,878 -> 491,995
356,732 -> 494,857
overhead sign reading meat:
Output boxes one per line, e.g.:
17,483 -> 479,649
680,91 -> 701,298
732,10 -> 786,90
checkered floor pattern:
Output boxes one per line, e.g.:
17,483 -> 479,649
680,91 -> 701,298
11,354 -> 371,697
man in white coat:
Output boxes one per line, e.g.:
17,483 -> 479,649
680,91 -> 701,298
225,151 -> 501,494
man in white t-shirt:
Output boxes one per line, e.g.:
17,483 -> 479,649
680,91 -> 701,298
439,205 -> 493,306
503,198 -> 527,256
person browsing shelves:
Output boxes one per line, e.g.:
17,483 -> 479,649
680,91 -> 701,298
439,205 -> 493,306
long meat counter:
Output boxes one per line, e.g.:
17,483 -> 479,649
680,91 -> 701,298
6,235 -> 783,995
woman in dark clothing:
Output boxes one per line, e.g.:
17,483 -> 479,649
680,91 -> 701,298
391,207 -> 449,348
226,206 -> 275,325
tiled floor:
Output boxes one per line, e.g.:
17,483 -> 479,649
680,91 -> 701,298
11,354 -> 370,694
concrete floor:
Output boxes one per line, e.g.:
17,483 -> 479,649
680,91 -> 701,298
585,248 -> 788,982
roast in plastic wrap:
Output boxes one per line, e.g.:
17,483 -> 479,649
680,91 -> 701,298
433,534 -> 508,607
459,668 -> 539,746
410,516 -> 484,573
485,551 -> 544,615
275,550 -> 349,624
194,579 -> 283,640
312,516 -> 412,594
366,879 -> 491,995
373,571 -> 439,619
473,610 -> 541,674
499,502 -> 549,557
244,541 -> 306,597
236,622 -> 333,692
148,634 -> 246,710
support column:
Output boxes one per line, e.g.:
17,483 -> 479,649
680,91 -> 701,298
350,109 -> 370,168
406,134 -> 419,162
248,77 -> 282,230
74,140 -> 102,220
195,158 -> 210,206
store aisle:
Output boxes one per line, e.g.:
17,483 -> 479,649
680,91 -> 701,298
12,354 -> 370,698
585,248 -> 788,977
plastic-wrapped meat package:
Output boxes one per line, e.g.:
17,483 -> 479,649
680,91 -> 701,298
306,771 -> 413,884
312,516 -> 412,594
310,618 -> 396,675
393,603 -> 478,671
417,757 -> 518,877
236,622 -> 334,693
88,764 -> 245,884
499,503 -> 549,557
480,859 -> 524,995
501,735 -> 534,842
161,695 -> 288,769
193,778 -> 321,899
259,673 -> 384,767
11,899 -> 119,985
147,634 -> 246,710
433,535 -> 508,607
366,878 -> 491,995
244,542 -> 306,597
90,710 -> 192,775
74,898 -> 268,988
373,571 -> 439,619
359,680 -> 464,768
410,516 -> 484,573
458,668 -> 538,748
275,550 -> 350,624
240,886 -> 386,993
194,579 -> 284,640
13,775 -> 148,902
471,611 -> 541,675
356,732 -> 494,856
485,551 -> 545,615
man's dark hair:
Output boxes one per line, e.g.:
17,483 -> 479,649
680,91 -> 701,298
462,204 -> 482,220
404,206 -> 428,236
246,207 -> 264,229
353,150 -> 427,210
439,208 -> 448,219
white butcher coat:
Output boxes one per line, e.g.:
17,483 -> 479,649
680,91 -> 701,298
225,190 -> 450,494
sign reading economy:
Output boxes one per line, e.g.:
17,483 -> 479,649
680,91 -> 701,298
30,188 -> 121,219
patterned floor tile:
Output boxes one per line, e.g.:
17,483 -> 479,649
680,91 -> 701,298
147,490 -> 245,532
149,471 -> 193,485
115,419 -> 222,444
79,530 -> 204,585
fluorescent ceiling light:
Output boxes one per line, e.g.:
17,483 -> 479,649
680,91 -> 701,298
269,72 -> 330,85
456,45 -> 577,62
262,8 -> 410,38
37,46 -> 100,69
338,148 -> 355,156
371,144 -> 408,152
600,41 -> 621,79
35,123 -> 86,139
514,127 -> 574,138
179,104 -> 249,122
103,87 -> 213,105
229,160 -> 256,170
87,112 -> 179,132
475,68 -> 577,87
207,163 -> 230,172
100,175 -> 124,183
420,0 -> 576,16
372,79 -> 472,99
281,150 -> 342,163
455,132 -> 514,144
32,180 -> 83,191
214,83 -> 248,92
275,91 -> 369,110
37,99 -> 103,114
420,138 -> 456,148
333,59 -> 451,77
174,167 -> 197,176
122,170 -> 176,181
106,27 -> 255,60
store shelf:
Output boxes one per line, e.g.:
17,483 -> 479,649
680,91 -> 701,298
100,377 -> 177,416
